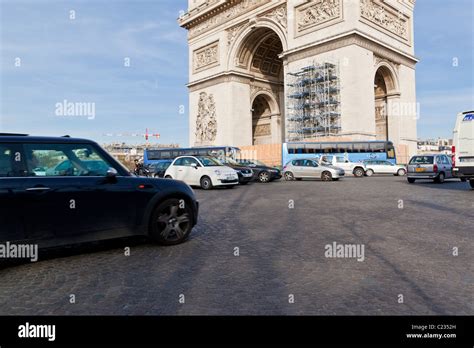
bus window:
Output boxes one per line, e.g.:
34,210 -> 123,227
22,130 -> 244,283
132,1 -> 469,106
321,143 -> 336,153
160,151 -> 171,158
370,142 -> 385,153
353,143 -> 369,153
337,143 -> 353,153
386,143 -> 396,159
306,144 -> 320,154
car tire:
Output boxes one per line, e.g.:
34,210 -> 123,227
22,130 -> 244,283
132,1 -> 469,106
353,167 -> 364,177
154,174 -> 160,178
321,171 -> 332,181
365,169 -> 374,177
200,176 -> 213,190
470,179 -> 474,189
149,198 -> 193,245
407,178 -> 415,183
258,171 -> 270,183
165,175 -> 172,179
435,172 -> 445,183
284,171 -> 295,181
397,169 -> 406,176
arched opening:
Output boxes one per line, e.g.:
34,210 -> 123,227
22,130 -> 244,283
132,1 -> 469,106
252,94 -> 273,144
235,26 -> 284,144
374,66 -> 397,141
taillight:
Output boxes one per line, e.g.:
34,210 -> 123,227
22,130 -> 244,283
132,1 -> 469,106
433,164 -> 438,173
451,145 -> 456,167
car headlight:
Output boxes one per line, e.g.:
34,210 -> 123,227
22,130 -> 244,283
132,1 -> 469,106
214,170 -> 221,176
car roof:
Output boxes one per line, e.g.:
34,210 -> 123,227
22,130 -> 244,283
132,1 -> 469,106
0,134 -> 96,144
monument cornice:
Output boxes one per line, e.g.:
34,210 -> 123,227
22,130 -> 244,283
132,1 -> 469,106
179,0 -> 286,40
187,70 -> 284,92
280,29 -> 418,68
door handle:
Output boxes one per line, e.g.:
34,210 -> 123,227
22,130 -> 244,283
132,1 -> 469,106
26,187 -> 51,191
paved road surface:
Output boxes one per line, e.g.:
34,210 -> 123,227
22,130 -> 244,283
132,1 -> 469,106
0,176 -> 472,315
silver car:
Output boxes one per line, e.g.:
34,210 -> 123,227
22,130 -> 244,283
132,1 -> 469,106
283,158 -> 345,181
407,154 -> 453,183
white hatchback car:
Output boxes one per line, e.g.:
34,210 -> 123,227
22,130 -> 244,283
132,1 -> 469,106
164,155 -> 239,189
363,160 -> 406,176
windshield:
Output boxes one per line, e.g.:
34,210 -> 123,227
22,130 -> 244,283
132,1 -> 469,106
409,156 -> 434,165
197,156 -> 223,166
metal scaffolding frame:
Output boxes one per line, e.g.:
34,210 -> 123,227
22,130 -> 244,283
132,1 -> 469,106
286,62 -> 341,141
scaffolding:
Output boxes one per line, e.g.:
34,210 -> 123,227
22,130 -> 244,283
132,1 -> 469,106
286,62 -> 341,141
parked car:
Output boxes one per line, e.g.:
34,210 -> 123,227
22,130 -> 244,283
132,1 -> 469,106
217,158 -> 253,185
0,134 -> 199,250
319,155 -> 366,177
236,159 -> 282,183
452,111 -> 474,189
362,160 -> 406,176
407,154 -> 453,183
164,155 -> 239,190
283,158 -> 344,181
148,160 -> 173,178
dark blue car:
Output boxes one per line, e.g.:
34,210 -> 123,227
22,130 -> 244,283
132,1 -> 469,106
0,134 -> 198,251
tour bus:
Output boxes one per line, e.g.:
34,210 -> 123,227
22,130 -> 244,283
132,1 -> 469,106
282,141 -> 397,166
144,146 -> 241,165
452,111 -> 474,189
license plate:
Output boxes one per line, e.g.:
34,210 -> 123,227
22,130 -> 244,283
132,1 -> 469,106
226,175 -> 234,179
415,168 -> 426,172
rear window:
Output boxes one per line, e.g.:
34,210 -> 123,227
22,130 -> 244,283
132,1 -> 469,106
409,156 -> 434,165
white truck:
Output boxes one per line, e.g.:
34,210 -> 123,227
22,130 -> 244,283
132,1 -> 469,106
319,155 -> 366,177
452,111 -> 474,189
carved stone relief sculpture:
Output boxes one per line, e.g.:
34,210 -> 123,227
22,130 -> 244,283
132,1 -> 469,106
195,92 -> 217,142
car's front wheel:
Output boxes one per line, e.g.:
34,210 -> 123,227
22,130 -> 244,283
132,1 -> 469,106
258,171 -> 270,183
397,168 -> 406,176
353,167 -> 364,177
284,171 -> 294,181
149,198 -> 193,245
200,176 -> 213,190
321,171 -> 332,181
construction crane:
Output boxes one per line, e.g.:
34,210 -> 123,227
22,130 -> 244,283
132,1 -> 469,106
102,128 -> 160,147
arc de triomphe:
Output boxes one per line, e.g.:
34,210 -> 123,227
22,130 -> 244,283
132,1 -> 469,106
179,0 -> 418,160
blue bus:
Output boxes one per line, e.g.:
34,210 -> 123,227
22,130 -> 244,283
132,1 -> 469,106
143,146 -> 241,165
282,141 -> 397,165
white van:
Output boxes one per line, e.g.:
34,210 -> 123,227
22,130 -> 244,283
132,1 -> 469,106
452,111 -> 474,189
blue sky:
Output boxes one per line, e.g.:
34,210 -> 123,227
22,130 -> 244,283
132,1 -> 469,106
0,0 -> 473,145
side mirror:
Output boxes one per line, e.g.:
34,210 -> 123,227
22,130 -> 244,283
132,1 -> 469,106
106,167 -> 118,178
191,163 -> 198,169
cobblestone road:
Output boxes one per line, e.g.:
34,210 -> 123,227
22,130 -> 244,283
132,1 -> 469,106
0,176 -> 472,315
